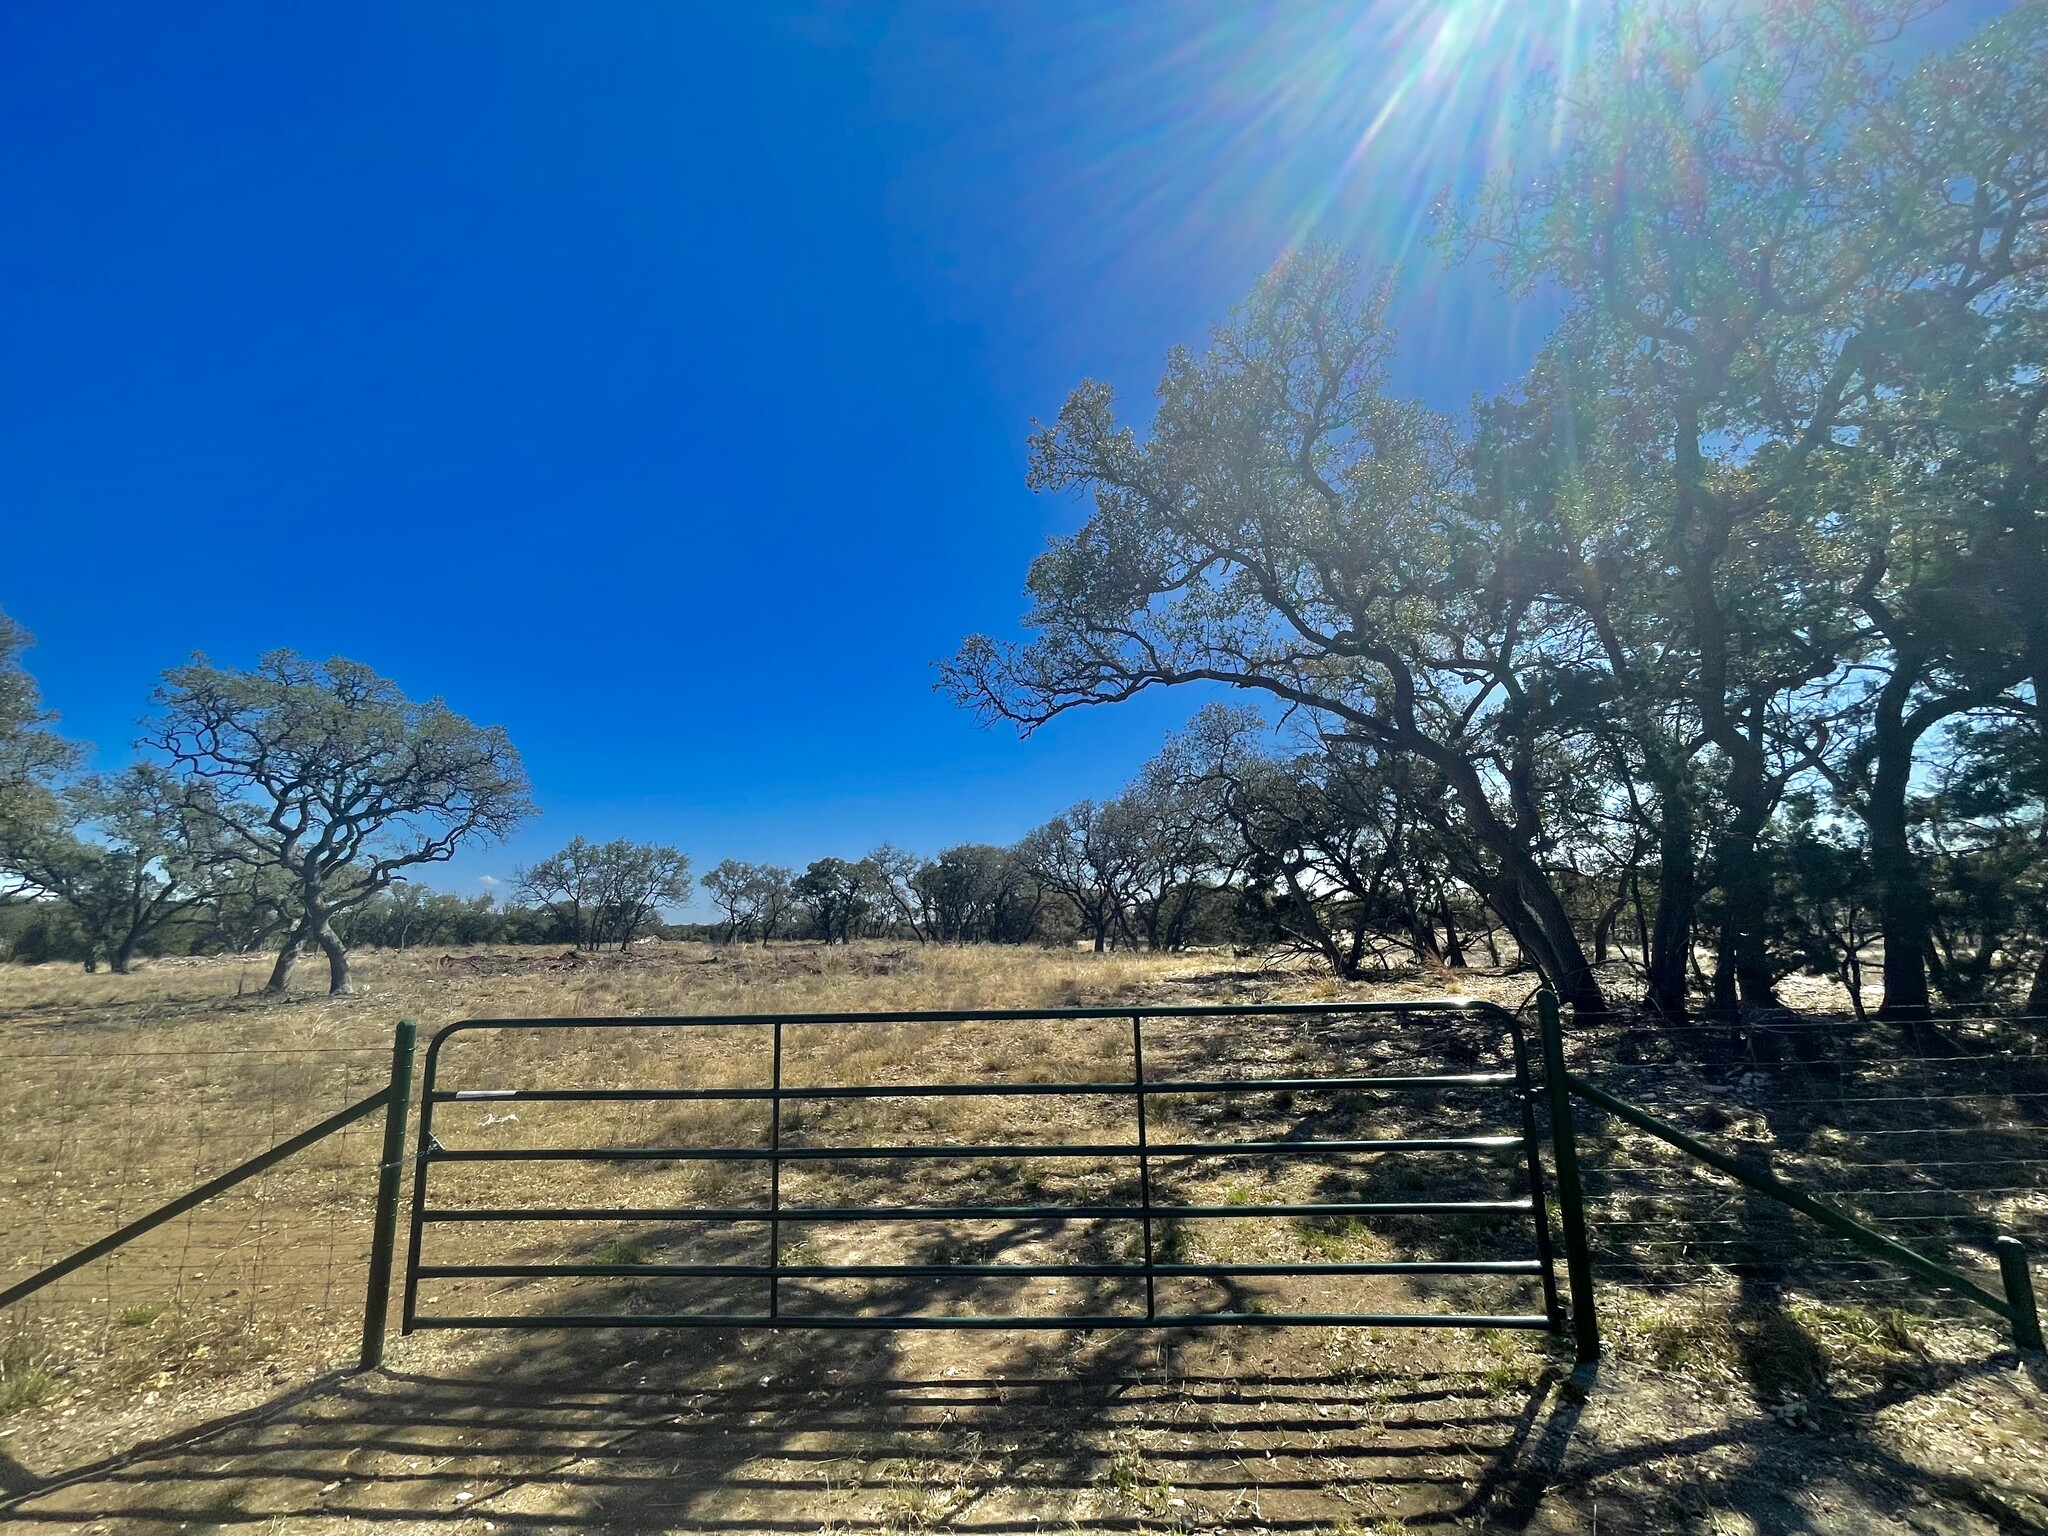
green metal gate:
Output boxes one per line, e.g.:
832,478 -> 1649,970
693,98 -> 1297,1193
400,999 -> 1583,1338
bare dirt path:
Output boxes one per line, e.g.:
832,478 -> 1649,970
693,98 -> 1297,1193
7,1317 -> 2046,1534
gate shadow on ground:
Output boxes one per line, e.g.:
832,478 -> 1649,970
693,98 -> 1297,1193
3,1324 -> 1577,1531
2,1232 -> 1594,1533
6,1303 -> 2045,1532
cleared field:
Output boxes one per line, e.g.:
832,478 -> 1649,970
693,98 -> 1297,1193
2,944 -> 2044,1533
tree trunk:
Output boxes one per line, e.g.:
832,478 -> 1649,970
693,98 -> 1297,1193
1866,657 -> 1934,1021
1714,745 -> 1781,1011
1868,812 -> 1933,1021
1399,877 -> 1432,964
1591,896 -> 1626,967
1427,758 -> 1608,1014
1838,923 -> 1869,1025
1500,858 -> 1606,1014
1437,896 -> 1466,968
266,935 -> 303,994
1672,440 -> 1782,1015
1467,855 -> 1606,1014
317,919 -> 354,996
2027,945 -> 2048,1020
1646,769 -> 1696,1020
1710,922 -> 1739,1015
1281,861 -> 1347,979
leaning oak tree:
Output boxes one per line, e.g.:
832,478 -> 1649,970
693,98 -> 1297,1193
945,249 -> 1610,1012
147,652 -> 533,994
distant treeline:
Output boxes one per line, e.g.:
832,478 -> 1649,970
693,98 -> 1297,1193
0,723 -> 1513,975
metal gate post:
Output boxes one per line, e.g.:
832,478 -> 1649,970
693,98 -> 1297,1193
359,1018 -> 417,1369
1132,1013 -> 1156,1321
1507,1014 -> 1564,1333
399,1024 -> 443,1335
1537,992 -> 1599,1365
1997,1236 -> 2044,1352
769,1018 -> 784,1322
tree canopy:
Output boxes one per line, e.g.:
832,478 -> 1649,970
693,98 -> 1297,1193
146,651 -> 532,994
949,0 -> 2048,1020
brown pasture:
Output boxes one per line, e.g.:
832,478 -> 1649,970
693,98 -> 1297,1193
1,943 -> 2043,1533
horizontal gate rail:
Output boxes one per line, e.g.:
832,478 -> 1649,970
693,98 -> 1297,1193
407,1311 -> 1557,1331
419,1197 -> 1536,1222
425,1135 -> 1525,1162
412,1259 -> 1547,1279
436,1071 -> 1518,1104
402,999 -> 1577,1338
419,1001 -> 1516,1027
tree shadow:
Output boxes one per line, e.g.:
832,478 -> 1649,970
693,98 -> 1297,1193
12,1311 -> 2039,1534
0,1328 -> 1574,1531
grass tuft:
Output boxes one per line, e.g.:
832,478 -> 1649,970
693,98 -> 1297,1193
0,1337 -> 56,1418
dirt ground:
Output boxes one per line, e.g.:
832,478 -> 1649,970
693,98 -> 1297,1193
2,943 -> 2044,1534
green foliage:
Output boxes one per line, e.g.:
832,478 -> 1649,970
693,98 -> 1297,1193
946,0 -> 2048,1017
0,1335 -> 55,1418
0,764 -> 223,970
703,859 -> 797,942
792,857 -> 875,943
0,610 -> 83,906
337,886 -> 505,950
911,845 -> 1040,944
144,651 -> 533,992
514,836 -> 691,951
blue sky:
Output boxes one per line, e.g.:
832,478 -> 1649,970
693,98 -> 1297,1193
0,2 -> 2002,909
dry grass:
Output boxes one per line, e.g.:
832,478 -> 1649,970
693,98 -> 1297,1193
0,941 -> 1450,1449
1,942 -> 2044,1533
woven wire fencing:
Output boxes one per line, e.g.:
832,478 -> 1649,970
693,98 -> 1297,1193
0,1041 -> 390,1442
1557,1008 -> 2047,1331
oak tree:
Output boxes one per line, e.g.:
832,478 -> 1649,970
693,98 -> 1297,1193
147,652 -> 532,994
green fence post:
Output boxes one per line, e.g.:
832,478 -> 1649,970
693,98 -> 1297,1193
359,1019 -> 417,1370
1538,991 -> 1600,1366
1997,1236 -> 2044,1353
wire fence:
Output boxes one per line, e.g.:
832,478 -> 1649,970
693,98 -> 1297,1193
1557,1007 -> 2048,1327
3,998 -> 2042,1471
0,1042 -> 391,1438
